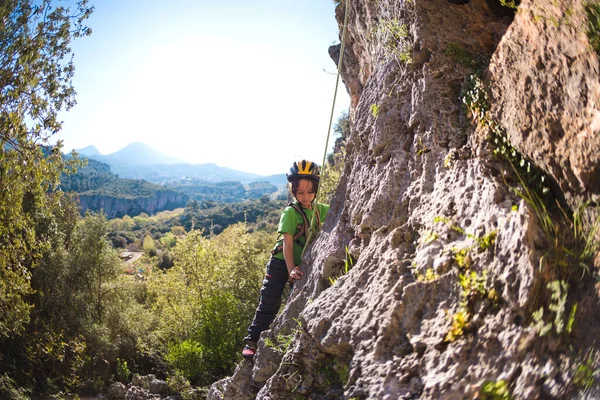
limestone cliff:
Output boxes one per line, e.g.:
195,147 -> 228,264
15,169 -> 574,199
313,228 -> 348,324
78,190 -> 189,219
210,0 -> 600,398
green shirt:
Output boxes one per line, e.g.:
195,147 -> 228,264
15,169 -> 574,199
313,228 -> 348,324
272,201 -> 330,266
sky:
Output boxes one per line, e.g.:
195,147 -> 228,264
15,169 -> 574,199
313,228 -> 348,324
57,0 -> 350,176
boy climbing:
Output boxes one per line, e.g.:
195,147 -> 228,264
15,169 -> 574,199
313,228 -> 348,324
242,159 -> 330,360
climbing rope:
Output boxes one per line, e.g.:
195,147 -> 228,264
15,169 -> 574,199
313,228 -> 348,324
301,0 -> 350,259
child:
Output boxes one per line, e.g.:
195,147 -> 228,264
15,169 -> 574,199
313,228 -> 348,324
242,160 -> 330,360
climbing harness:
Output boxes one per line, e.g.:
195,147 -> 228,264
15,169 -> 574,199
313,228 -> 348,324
271,202 -> 321,256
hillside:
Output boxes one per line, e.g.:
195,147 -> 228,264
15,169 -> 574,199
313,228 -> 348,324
60,158 -> 285,218
212,0 -> 600,399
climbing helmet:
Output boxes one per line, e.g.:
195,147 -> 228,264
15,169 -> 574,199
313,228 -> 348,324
286,160 -> 320,183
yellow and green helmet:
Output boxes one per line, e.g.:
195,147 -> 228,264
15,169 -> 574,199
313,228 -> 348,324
286,159 -> 320,183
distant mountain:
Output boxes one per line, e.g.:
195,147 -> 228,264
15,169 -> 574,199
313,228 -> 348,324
108,163 -> 264,184
94,142 -> 187,165
70,142 -> 285,185
74,145 -> 102,157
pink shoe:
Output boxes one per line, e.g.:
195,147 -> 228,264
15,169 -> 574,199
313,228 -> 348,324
242,344 -> 256,359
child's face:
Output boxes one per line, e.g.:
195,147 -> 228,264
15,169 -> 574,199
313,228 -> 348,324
295,179 -> 316,208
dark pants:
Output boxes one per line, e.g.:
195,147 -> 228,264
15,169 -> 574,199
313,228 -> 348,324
245,257 -> 289,344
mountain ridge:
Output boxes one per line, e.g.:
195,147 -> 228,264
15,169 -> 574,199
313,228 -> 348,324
70,142 -> 287,185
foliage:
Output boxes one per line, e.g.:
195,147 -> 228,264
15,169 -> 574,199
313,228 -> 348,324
445,42 -> 487,70
416,268 -> 439,282
179,197 -> 285,234
461,74 -> 580,281
328,246 -> 355,286
531,280 -> 576,337
444,151 -> 456,169
167,373 -> 197,400
168,179 -> 277,203
416,137 -> 431,156
0,191 -> 158,396
574,351 -> 597,389
434,216 -> 496,342
586,1 -> 600,56
370,103 -> 380,119
143,235 -> 158,257
479,380 -> 513,399
80,177 -> 186,200
462,73 -> 491,125
146,224 -> 273,385
445,270 -> 490,342
0,0 -> 92,338
107,197 -> 283,262
59,158 -> 116,192
320,147 -> 346,205
499,0 -> 518,10
264,332 -> 296,354
445,309 -> 469,342
332,110 -> 350,140
0,374 -> 30,400
116,358 -> 131,383
434,217 -> 496,270
376,19 -> 412,64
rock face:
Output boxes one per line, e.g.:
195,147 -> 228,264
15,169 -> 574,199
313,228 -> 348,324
78,190 -> 189,218
489,0 -> 600,208
210,0 -> 600,398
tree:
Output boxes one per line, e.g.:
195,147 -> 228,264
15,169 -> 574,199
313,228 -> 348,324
69,212 -> 121,325
143,234 -> 157,257
0,0 -> 93,336
146,224 -> 272,385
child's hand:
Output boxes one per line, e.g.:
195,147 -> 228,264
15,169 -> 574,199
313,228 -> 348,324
289,266 -> 304,281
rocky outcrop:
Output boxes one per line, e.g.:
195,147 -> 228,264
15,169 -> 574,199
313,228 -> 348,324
211,0 -> 600,398
78,190 -> 189,218
489,0 -> 600,209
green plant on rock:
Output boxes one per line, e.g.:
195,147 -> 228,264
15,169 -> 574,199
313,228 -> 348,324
461,73 -> 600,282
416,137 -> 431,156
570,201 -> 600,274
399,47 -> 413,64
462,73 -> 491,125
452,247 -> 473,269
264,332 -> 295,354
445,309 -> 470,342
370,103 -> 380,119
265,318 -> 303,354
479,379 -> 513,399
376,19 -> 412,64
434,216 -> 465,235
531,280 -> 577,336
421,230 -> 439,244
574,350 -> 597,389
328,246 -> 355,286
318,356 -> 349,392
416,268 -> 440,282
444,151 -> 456,169
477,230 -> 497,250
585,0 -> 600,55
459,270 -> 488,301
445,269 -> 492,342
445,42 -> 486,70
500,0 -> 518,10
